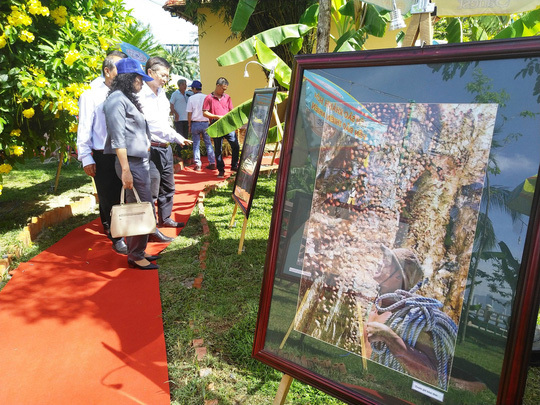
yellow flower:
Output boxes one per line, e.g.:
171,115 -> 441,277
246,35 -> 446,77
35,76 -> 49,88
10,145 -> 24,156
64,49 -> 80,66
19,30 -> 35,43
0,35 -> 6,49
62,97 -> 79,115
50,6 -> 67,26
69,122 -> 78,133
7,7 -> 32,27
28,0 -> 48,16
10,129 -> 21,137
88,56 -> 99,69
22,107 -> 35,118
106,11 -> 113,18
0,184 -> 3,196
98,36 -> 109,51
70,16 -> 91,32
0,163 -> 13,175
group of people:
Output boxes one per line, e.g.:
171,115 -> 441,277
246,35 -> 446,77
77,50 -> 240,270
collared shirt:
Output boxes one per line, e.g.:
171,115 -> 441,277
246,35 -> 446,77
203,92 -> 233,116
77,77 -> 109,167
186,92 -> 209,122
169,89 -> 189,121
138,83 -> 186,144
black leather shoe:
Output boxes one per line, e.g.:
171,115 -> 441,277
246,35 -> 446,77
231,166 -> 239,172
149,229 -> 174,242
112,239 -> 128,255
128,259 -> 159,270
205,164 -> 216,170
144,254 -> 161,262
159,218 -> 184,228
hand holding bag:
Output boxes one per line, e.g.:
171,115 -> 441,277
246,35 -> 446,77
110,187 -> 156,238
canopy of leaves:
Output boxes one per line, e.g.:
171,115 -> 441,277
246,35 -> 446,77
0,0 -> 131,184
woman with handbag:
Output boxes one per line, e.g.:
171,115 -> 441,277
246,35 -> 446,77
104,58 -> 160,270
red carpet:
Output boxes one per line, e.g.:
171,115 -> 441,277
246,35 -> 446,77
0,159 -> 234,405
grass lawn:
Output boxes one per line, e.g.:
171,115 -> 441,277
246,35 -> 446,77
0,158 -> 539,404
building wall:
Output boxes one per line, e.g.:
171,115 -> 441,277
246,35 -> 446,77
197,8 -> 268,106
196,8 -> 406,104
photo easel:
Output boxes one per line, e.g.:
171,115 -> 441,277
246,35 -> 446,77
229,202 -> 249,255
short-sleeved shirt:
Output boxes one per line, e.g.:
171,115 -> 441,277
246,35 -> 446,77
202,92 -> 233,117
169,89 -> 189,121
186,93 -> 208,122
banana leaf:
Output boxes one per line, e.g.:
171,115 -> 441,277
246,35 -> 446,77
207,92 -> 288,144
254,39 -> 292,89
231,0 -> 259,33
494,9 -> 540,39
216,24 -> 314,67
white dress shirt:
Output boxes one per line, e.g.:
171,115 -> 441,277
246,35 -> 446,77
139,83 -> 186,144
77,77 -> 109,167
186,92 -> 209,122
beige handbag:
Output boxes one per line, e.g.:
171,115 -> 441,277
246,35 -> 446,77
110,187 -> 156,238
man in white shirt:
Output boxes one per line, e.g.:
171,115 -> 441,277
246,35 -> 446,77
186,80 -> 216,171
77,50 -> 128,254
169,79 -> 190,137
139,57 -> 192,241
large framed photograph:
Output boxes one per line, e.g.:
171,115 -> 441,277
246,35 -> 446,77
232,87 -> 278,218
253,38 -> 540,405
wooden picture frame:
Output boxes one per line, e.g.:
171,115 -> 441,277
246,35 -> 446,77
253,38 -> 540,405
232,87 -> 278,218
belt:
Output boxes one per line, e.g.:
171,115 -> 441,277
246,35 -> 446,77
151,142 -> 169,148
192,121 -> 208,123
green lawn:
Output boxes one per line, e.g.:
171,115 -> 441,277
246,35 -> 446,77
0,158 -> 538,404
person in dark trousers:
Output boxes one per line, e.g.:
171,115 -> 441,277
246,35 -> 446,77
77,50 -> 128,254
202,77 -> 240,178
103,58 -> 161,270
139,57 -> 192,242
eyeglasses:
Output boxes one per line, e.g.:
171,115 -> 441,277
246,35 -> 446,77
151,68 -> 169,81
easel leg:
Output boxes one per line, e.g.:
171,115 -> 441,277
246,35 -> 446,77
229,203 -> 238,228
237,216 -> 249,255
273,374 -> 294,405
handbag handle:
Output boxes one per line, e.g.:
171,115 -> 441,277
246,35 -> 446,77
120,187 -> 143,205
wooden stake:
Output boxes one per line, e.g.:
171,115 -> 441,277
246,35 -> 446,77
53,151 -> 64,194
273,374 -> 294,405
229,202 -> 238,228
237,216 -> 249,255
280,286 -> 312,349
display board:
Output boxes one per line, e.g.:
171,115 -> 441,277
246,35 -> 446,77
232,87 -> 278,218
253,38 -> 540,405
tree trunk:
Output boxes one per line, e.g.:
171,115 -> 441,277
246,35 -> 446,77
316,0 -> 331,53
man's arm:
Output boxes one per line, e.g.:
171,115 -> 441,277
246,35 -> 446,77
170,103 -> 179,121
76,91 -> 97,176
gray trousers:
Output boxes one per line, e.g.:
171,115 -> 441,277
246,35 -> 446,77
115,156 -> 153,262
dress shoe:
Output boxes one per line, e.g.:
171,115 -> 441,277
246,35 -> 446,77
144,254 -> 161,261
159,218 -> 185,228
149,229 -> 174,242
128,259 -> 159,270
231,166 -> 239,172
112,239 -> 128,255
217,171 -> 225,178
206,164 -> 216,170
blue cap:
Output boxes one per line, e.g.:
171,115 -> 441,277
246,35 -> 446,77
190,80 -> 202,89
116,58 -> 154,82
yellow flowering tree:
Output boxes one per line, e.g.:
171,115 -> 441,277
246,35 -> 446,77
0,0 -> 132,186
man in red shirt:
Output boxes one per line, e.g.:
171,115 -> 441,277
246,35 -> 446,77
202,77 -> 240,178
